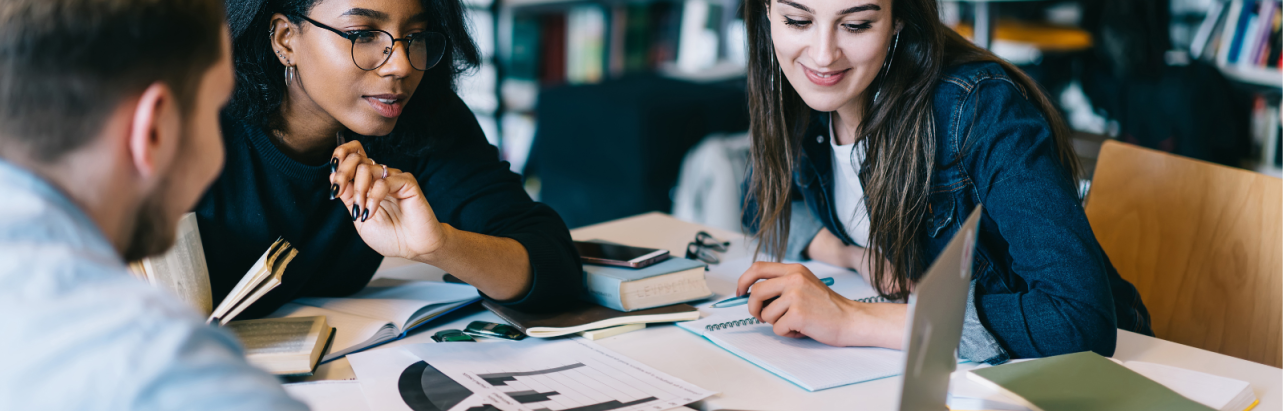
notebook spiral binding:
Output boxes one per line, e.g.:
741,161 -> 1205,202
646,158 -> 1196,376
854,295 -> 892,304
705,317 -> 762,331
704,295 -> 894,332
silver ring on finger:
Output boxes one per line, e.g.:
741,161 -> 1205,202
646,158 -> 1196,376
381,164 -> 388,179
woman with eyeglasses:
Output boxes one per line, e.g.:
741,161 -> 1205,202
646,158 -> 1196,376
197,0 -> 582,318
734,0 -> 1151,363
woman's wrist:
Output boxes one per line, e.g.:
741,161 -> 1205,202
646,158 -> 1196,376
839,300 -> 908,349
410,222 -> 455,264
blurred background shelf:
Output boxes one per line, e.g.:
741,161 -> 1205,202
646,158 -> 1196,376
449,0 -> 1282,228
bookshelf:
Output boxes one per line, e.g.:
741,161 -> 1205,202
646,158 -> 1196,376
1185,0 -> 1282,175
463,0 -> 748,173
1189,0 -> 1282,88
459,0 -> 502,149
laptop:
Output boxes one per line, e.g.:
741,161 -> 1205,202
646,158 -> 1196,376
894,205 -> 983,411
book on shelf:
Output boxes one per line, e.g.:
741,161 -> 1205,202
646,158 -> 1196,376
582,255 -> 712,312
226,316 -> 335,377
1204,0 -> 1282,75
503,0 -> 713,93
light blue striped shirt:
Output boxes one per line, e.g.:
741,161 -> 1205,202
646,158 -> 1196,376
0,160 -> 308,411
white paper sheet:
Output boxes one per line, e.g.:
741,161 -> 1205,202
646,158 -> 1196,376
348,338 -> 714,411
283,380 -> 372,411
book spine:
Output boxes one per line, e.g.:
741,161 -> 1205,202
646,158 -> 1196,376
1229,0 -> 1256,64
583,270 -> 627,311
1192,1 -> 1226,59
1221,0 -> 1246,65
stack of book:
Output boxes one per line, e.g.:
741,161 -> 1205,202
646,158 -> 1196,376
1191,0 -> 1282,83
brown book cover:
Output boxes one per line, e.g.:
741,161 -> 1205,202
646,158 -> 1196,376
482,300 -> 699,338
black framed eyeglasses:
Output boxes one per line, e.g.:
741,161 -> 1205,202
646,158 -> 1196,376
686,231 -> 731,265
296,15 -> 446,71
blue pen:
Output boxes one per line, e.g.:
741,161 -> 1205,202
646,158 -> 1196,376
711,277 -> 835,308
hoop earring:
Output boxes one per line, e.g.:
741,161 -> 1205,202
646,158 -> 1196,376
284,65 -> 295,87
873,32 -> 900,103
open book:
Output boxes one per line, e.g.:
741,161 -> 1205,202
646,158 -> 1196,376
265,279 -> 481,363
129,213 -> 327,376
127,213 -> 214,316
129,213 -> 300,325
208,237 -> 299,325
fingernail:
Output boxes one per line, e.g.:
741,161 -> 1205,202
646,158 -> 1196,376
361,208 -> 369,222
330,184 -> 339,200
352,204 -> 360,221
330,157 -> 338,173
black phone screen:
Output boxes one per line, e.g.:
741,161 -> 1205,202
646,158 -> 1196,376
574,241 -> 661,262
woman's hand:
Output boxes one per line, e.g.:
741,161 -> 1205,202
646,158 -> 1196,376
735,262 -> 907,349
330,140 -> 448,260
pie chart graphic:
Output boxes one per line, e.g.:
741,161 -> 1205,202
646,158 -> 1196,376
399,360 -> 476,411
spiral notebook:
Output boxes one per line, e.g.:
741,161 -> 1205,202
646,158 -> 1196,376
677,207 -> 984,393
677,302 -> 904,391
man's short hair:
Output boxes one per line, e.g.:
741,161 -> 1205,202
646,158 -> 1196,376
0,0 -> 226,162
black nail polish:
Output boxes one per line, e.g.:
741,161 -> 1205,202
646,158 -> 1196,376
352,204 -> 360,221
361,208 -> 369,222
330,157 -> 338,173
330,184 -> 339,200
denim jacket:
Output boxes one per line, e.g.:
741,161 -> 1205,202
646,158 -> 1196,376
761,62 -> 1153,365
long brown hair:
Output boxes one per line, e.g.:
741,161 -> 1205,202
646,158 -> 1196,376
745,0 -> 1081,300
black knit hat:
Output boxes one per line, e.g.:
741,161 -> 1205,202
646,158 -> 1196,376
225,0 -> 266,39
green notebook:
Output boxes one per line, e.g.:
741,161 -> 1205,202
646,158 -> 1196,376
968,351 -> 1214,411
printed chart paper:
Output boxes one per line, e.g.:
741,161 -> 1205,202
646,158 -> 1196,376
348,338 -> 714,411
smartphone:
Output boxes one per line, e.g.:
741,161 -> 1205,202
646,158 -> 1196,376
463,321 -> 526,340
574,241 -> 670,268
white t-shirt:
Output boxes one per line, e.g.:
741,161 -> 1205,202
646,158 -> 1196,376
829,113 -> 871,247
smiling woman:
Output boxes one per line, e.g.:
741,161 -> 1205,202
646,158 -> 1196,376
738,0 -> 1153,364
196,0 -> 584,318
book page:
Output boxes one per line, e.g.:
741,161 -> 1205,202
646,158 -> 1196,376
293,280 -> 479,331
709,322 -> 904,391
209,238 -> 282,322
1124,361 -> 1250,410
141,213 -> 213,316
268,303 -> 398,360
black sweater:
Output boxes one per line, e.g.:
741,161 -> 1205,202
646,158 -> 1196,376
194,92 -> 582,318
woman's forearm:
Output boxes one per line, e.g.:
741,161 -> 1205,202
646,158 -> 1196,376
410,223 -> 533,301
806,228 -> 875,281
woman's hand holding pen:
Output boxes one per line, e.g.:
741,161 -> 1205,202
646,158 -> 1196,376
329,140 -> 449,261
735,262 -> 907,349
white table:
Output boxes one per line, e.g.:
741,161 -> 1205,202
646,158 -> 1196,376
305,212 -> 1283,410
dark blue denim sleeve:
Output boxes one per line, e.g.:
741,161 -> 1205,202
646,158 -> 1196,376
960,80 -> 1119,358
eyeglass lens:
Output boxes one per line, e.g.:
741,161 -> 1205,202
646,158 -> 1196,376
694,231 -> 730,251
686,243 -> 720,265
352,31 -> 446,71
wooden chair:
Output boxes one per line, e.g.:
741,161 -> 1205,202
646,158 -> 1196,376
1085,141 -> 1282,367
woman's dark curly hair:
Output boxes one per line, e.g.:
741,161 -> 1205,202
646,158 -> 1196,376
224,0 -> 480,152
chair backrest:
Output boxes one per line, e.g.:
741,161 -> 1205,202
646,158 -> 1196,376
1085,140 -> 1282,367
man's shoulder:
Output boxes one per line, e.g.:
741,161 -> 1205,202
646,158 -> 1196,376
0,244 -> 305,411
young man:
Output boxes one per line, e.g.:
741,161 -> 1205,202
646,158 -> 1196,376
0,0 -> 307,409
